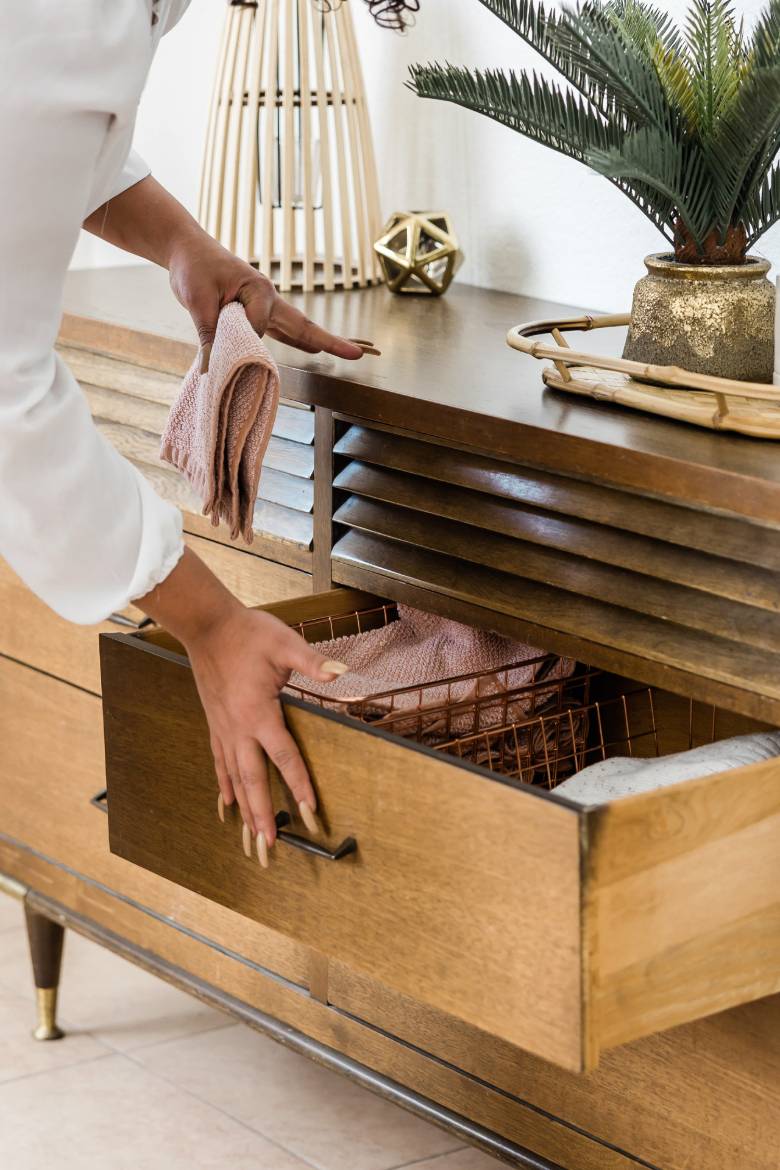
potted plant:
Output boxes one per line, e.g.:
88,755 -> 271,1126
409,0 -> 780,383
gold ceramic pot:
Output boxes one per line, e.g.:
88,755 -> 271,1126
623,253 -> 775,383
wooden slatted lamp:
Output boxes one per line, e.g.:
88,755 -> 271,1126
198,0 -> 383,292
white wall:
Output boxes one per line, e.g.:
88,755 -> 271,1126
72,0 -> 780,312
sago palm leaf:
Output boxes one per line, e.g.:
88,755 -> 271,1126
706,65 -> 780,232
744,160 -> 780,245
407,62 -> 620,161
552,2 -> 681,133
750,0 -> 780,67
408,59 -> 677,239
409,0 -> 780,260
683,0 -> 747,136
588,127 -> 712,244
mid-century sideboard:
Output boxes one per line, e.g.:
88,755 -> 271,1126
1,265 -> 779,1170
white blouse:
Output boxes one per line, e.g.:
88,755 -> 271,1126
0,0 -> 192,624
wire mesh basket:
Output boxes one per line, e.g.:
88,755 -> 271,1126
285,600 -> 592,752
437,685 -> 725,789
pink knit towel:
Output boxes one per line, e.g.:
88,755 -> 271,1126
287,606 -> 575,741
160,302 -> 279,542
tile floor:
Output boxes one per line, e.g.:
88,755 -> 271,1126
0,897 -> 499,1169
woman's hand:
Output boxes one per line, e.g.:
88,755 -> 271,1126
168,232 -> 364,362
186,604 -> 346,855
137,549 -> 347,862
84,175 -> 364,362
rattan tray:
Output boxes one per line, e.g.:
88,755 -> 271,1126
507,312 -> 780,438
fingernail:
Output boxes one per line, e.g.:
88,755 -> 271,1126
256,832 -> 269,869
359,346 -> 382,357
217,793 -> 225,823
299,801 -> 321,835
322,659 -> 349,677
349,338 -> 374,346
242,821 -> 252,858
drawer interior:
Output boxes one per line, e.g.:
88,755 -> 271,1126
107,587 -> 780,1073
273,593 -> 773,799
139,588 -> 773,803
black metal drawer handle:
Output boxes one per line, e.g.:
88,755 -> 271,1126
274,811 -> 356,861
91,789 -> 108,814
107,613 -> 153,630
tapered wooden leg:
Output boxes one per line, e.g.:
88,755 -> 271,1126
24,905 -> 65,1041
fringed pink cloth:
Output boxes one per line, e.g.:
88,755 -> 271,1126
287,606 -> 575,742
160,302 -> 279,543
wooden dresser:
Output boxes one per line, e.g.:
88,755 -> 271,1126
2,265 -> 779,1170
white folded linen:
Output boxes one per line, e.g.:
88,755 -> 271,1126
555,730 -> 780,805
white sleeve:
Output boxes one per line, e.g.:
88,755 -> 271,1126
0,34 -> 184,624
105,147 -> 152,204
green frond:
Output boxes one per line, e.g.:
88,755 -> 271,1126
553,2 -> 682,132
409,0 -> 780,258
745,160 -> 780,245
707,64 -> 780,230
407,62 -> 619,161
751,0 -> 780,68
588,128 -> 712,244
683,0 -> 747,136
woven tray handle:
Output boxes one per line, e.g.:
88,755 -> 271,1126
507,315 -> 780,403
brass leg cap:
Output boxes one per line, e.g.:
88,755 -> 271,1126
32,987 -> 64,1042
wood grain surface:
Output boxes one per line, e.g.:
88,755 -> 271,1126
586,756 -> 780,1054
101,630 -> 584,1070
61,265 -> 780,523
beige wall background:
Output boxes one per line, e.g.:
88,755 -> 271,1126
72,0 -> 779,312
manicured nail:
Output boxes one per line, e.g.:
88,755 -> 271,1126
349,338 -> 374,346
217,793 -> 225,823
256,832 -> 269,869
242,821 -> 252,858
322,659 -> 349,677
299,801 -> 321,835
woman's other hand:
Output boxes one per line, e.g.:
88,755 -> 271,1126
137,548 -> 347,856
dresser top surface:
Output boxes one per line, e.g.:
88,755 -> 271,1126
63,265 -> 780,523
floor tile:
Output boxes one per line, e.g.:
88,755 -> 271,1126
0,930 -> 227,1052
0,895 -> 22,934
134,1024 -> 461,1170
399,1148 -> 502,1169
0,987 -> 109,1084
0,1053 -> 314,1170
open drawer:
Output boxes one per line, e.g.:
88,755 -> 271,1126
100,587 -> 780,1073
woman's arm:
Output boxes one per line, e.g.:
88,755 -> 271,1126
83,178 -> 364,848
84,175 -> 363,361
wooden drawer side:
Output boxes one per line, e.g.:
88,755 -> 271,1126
585,759 -> 780,1058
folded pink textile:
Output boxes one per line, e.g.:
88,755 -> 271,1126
160,302 -> 279,543
286,606 -> 575,742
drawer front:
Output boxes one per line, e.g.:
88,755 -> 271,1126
0,654 -> 312,987
101,589 -> 780,1072
0,537 -> 309,693
101,604 -> 585,1071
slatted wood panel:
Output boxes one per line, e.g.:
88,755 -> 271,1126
58,344 -> 314,554
331,425 -> 780,723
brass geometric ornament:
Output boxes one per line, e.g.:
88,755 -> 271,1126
374,211 -> 463,295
